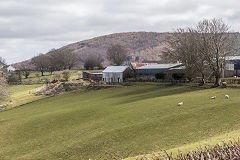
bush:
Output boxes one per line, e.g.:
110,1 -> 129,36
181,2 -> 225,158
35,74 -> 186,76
155,72 -> 166,80
7,72 -> 21,84
172,73 -> 185,80
0,72 -> 9,102
62,70 -> 71,81
135,140 -> 240,160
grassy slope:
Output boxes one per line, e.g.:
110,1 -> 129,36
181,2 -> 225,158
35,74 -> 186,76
3,84 -> 45,110
0,83 -> 240,159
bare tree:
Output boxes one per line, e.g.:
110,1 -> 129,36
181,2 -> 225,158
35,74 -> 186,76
0,57 -> 6,66
196,18 -> 238,86
84,55 -> 102,70
48,50 -> 65,71
163,18 -> 238,86
16,63 -> 32,79
0,65 -> 9,103
63,50 -> 79,70
163,28 -> 207,83
106,45 -> 127,66
32,53 -> 49,76
48,49 -> 79,71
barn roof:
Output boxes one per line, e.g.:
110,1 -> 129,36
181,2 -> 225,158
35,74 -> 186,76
137,63 -> 182,69
103,66 -> 129,73
227,56 -> 240,61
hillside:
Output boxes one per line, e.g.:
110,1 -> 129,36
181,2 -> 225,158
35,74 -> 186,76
13,32 -> 170,68
13,31 -> 240,69
0,83 -> 240,159
67,32 -> 170,67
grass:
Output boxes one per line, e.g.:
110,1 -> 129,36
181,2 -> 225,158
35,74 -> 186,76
21,70 -> 80,83
2,84 -> 45,110
0,83 -> 240,159
21,70 -> 103,83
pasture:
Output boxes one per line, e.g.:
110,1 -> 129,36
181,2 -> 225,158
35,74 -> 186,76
20,70 -> 103,84
0,83 -> 240,159
1,84 -> 45,110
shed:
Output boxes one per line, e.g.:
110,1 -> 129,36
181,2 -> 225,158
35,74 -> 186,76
83,71 -> 103,81
102,66 -> 131,83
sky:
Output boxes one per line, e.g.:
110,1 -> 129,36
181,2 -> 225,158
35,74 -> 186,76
0,0 -> 240,64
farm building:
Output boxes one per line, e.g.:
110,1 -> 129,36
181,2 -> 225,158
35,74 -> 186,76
137,63 -> 183,75
6,66 -> 16,72
82,71 -> 103,81
102,66 -> 132,83
226,56 -> 240,77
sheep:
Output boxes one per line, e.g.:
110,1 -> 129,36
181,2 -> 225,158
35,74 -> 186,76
225,95 -> 230,99
178,102 -> 183,106
211,96 -> 216,99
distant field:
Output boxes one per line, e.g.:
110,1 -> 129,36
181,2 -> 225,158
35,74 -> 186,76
21,70 -> 102,83
0,83 -> 240,159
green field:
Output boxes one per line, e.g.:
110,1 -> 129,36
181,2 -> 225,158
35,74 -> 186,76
0,83 -> 240,159
21,70 -> 103,83
2,84 -> 45,110
21,70 -> 81,83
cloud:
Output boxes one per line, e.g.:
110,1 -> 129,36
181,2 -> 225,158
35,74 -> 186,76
0,0 -> 240,63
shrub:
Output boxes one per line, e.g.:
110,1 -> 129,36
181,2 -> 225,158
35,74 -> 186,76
62,70 -> 71,81
135,140 -> 240,160
0,72 -> 9,103
172,73 -> 185,80
7,72 -> 21,84
155,72 -> 166,80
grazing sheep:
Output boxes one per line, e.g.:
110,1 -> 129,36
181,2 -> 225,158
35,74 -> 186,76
211,96 -> 216,99
225,95 -> 230,99
178,102 -> 183,106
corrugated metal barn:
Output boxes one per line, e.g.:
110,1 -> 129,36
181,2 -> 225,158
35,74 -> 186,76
102,66 -> 131,83
137,63 -> 183,75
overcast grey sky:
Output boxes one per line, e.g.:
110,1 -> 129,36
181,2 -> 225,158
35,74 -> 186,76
0,0 -> 240,64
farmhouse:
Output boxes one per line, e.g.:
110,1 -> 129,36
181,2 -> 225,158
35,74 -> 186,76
6,65 -> 16,72
102,66 -> 132,83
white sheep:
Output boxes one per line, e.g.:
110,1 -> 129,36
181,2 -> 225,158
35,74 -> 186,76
211,96 -> 216,99
178,102 -> 183,106
225,95 -> 230,99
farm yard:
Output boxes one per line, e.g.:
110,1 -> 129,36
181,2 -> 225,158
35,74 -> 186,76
0,83 -> 240,159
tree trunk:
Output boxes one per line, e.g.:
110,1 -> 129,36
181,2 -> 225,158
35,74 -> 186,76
41,71 -> 44,76
214,70 -> 221,87
199,73 -> 205,86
